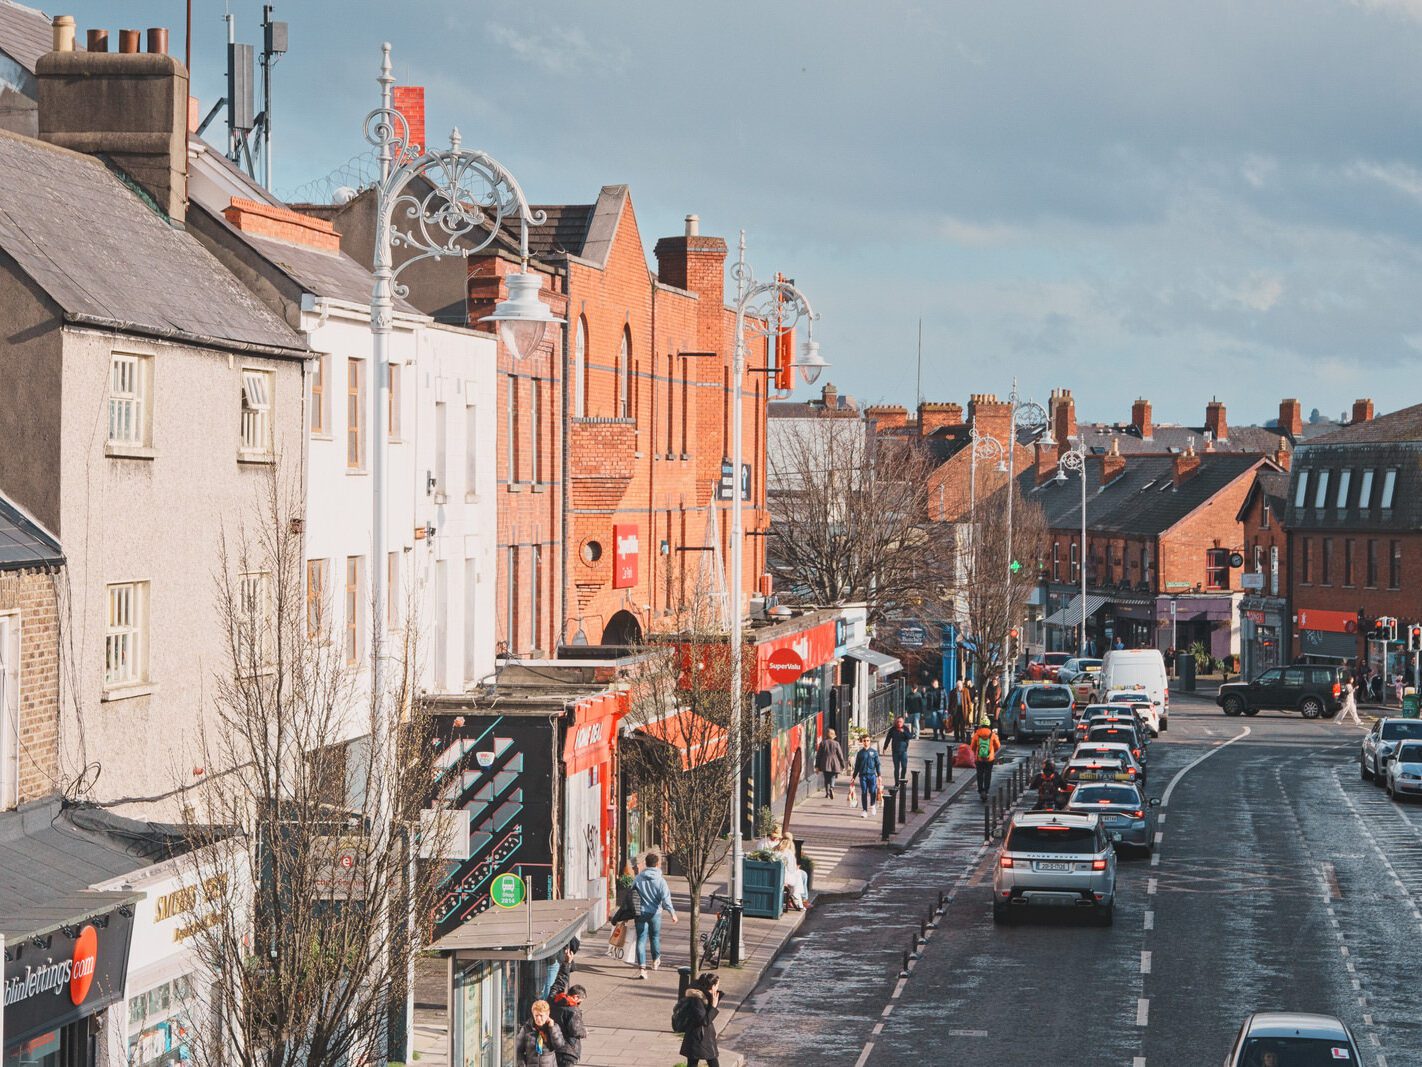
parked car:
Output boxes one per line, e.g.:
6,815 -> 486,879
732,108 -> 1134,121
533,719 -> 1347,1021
1103,687 -> 1161,736
992,811 -> 1117,925
1217,665 -> 1343,719
1096,649 -> 1169,732
1066,781 -> 1159,855
1000,683 -> 1075,741
1075,704 -> 1144,743
1222,1012 -> 1362,1067
1058,657 -> 1102,685
1385,740 -> 1422,801
1363,717 -> 1422,782
1025,652 -> 1073,681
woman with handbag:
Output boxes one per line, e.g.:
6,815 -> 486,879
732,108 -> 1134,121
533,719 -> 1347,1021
606,861 -> 638,959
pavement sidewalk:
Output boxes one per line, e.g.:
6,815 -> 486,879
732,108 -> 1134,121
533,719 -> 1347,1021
412,731 -> 1001,1067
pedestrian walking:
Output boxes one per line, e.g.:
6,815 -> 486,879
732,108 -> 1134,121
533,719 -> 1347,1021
972,720 -> 1001,801
851,734 -> 883,818
983,676 -> 1002,726
550,985 -> 588,1067
814,729 -> 847,798
905,684 -> 924,739
882,716 -> 913,786
632,852 -> 678,980
516,1000 -> 567,1067
1337,676 -> 1362,725
952,680 -> 973,744
927,679 -> 947,740
675,973 -> 722,1067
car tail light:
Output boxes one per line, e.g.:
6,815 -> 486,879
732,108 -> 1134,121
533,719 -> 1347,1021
1333,682 -> 1341,697
1091,858 -> 1107,871
999,855 -> 1014,868
1131,810 -> 1143,819
1132,749 -> 1141,758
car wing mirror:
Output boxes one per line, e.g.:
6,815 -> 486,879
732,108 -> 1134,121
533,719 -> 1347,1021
1149,798 -> 1161,807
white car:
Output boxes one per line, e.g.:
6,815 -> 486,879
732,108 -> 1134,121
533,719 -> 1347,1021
1385,740 -> 1422,801
1096,649 -> 1169,732
1104,688 -> 1160,737
1072,741 -> 1145,783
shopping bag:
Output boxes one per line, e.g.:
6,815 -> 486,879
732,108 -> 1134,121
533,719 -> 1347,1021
608,922 -> 627,948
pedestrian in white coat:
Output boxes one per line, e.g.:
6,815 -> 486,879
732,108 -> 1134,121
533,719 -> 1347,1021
1337,677 -> 1362,725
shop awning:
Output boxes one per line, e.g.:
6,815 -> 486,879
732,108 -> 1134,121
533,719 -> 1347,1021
635,708 -> 728,770
429,899 -> 593,962
1042,594 -> 1109,628
845,646 -> 903,675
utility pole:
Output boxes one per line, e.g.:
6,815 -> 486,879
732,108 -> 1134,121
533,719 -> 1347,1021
259,6 -> 288,190
915,317 -> 923,408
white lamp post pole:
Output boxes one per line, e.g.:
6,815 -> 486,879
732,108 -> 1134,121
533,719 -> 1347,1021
1001,381 -> 1049,697
365,44 -> 558,1061
727,232 -> 821,964
1056,442 -> 1088,656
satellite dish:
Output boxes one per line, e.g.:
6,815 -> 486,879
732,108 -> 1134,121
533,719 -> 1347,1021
333,186 -> 358,205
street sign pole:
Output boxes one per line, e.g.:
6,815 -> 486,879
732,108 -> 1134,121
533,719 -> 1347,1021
526,875 -> 534,951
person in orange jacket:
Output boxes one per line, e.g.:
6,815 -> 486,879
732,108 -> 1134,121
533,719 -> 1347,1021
971,721 -> 1001,801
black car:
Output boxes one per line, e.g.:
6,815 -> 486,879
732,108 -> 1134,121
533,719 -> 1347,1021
1216,665 -> 1343,719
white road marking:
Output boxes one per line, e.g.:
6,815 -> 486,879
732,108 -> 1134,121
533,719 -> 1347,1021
1140,950 -> 1152,974
1136,998 -> 1150,1026
1154,831 -> 1164,844
1133,1059 -> 1147,1067
1144,909 -> 1154,930
1161,726 -> 1251,808
853,1045 -> 874,1067
1150,852 -> 1160,866
946,1029 -> 988,1037
1147,877 -> 1158,895
1157,813 -> 1166,824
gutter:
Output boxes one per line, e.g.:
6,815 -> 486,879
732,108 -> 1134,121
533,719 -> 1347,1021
66,312 -> 309,361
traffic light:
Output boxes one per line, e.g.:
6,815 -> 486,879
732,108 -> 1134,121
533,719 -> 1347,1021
1410,624 -> 1422,652
1009,628 -> 1020,641
1373,616 -> 1399,642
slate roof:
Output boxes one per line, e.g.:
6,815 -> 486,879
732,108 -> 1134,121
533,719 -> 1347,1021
1022,452 -> 1265,538
1235,469 -> 1290,524
1284,406 -> 1422,531
0,129 -> 305,354
0,492 -> 60,569
0,0 -> 50,76
1076,422 -> 1290,455
1304,403 -> 1422,446
0,798 -> 188,939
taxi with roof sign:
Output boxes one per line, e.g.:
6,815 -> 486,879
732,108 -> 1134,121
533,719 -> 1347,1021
1066,780 -> 1160,855
1104,685 -> 1161,736
1075,704 -> 1144,743
1072,741 -> 1146,783
1084,721 -> 1149,771
992,810 -> 1117,925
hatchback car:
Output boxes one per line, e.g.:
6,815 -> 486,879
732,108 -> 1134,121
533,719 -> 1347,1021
1217,665 -> 1343,719
1385,740 -> 1422,801
992,811 -> 1117,925
1085,723 -> 1149,771
1025,652 -> 1074,681
1222,1012 -> 1362,1066
1072,741 -> 1146,783
1061,755 -> 1141,802
1104,687 -> 1162,736
1361,717 -> 1422,782
1000,683 -> 1075,741
1058,656 -> 1102,688
1066,781 -> 1160,855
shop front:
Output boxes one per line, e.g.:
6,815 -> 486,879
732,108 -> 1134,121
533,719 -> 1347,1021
433,900 -> 592,1067
1155,594 -> 1240,660
1295,608 -> 1362,665
1239,597 -> 1288,680
1108,596 -> 1156,650
561,692 -> 623,930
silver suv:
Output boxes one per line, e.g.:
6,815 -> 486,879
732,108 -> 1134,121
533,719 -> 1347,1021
992,811 -> 1117,926
1223,1012 -> 1361,1066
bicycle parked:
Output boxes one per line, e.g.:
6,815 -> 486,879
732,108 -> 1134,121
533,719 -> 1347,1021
699,892 -> 731,968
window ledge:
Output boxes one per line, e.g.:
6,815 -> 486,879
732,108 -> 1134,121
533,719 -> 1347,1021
310,432 -> 334,442
105,443 -> 155,460
507,483 -> 524,493
531,484 -> 546,494
346,468 -> 369,477
102,681 -> 156,703
238,451 -> 275,466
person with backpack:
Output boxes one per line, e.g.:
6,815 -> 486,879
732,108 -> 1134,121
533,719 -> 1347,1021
673,972 -> 721,1067
1030,759 -> 1065,810
549,985 -> 588,1067
516,1000 -> 567,1067
972,720 -> 1000,801
850,734 -> 882,818
632,852 -> 678,980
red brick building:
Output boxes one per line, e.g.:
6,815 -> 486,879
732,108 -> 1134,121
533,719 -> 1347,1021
1235,463 -> 1291,676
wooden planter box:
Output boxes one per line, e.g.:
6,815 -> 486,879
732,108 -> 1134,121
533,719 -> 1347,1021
742,858 -> 785,919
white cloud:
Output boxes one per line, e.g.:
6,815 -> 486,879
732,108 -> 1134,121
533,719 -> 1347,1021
1232,273 -> 1285,312
486,24 -> 629,78
1349,0 -> 1422,21
1349,160 -> 1422,202
935,215 -> 1024,247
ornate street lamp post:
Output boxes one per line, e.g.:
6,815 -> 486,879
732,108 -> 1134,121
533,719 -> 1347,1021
1056,441 -> 1089,656
363,43 -> 559,1061
727,232 -> 821,964
1001,381 -> 1051,696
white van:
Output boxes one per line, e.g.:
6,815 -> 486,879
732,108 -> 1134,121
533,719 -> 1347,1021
1095,649 -> 1169,735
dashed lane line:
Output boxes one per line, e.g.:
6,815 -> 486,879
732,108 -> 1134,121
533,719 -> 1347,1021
1136,998 -> 1150,1026
1144,909 -> 1154,930
1140,950 -> 1152,974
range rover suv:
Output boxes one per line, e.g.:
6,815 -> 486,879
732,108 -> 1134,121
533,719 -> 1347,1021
1217,665 -> 1343,719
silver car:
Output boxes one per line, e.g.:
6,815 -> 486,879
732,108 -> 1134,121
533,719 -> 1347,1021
1361,717 -> 1422,783
992,811 -> 1117,925
1066,781 -> 1160,855
1223,1012 -> 1362,1066
1385,740 -> 1422,802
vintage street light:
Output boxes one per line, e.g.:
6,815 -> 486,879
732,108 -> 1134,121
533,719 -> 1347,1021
1056,441 -> 1089,656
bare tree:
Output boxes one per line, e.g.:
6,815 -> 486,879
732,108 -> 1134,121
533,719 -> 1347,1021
767,415 -> 955,627
957,481 -> 1051,694
618,601 -> 773,978
175,477 -> 444,1067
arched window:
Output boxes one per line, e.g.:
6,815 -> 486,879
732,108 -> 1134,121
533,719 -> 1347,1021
573,317 -> 587,418
617,327 -> 632,418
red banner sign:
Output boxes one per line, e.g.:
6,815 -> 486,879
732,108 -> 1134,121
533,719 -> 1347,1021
755,621 -> 837,691
613,524 -> 639,589
1297,608 -> 1358,634
564,692 -> 623,775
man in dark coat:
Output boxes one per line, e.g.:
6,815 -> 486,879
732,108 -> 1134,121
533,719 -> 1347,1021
904,685 -> 925,739
550,985 -> 588,1066
814,729 -> 847,799
882,716 -> 913,786
926,679 -> 947,740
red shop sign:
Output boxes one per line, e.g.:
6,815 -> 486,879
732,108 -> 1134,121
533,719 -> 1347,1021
1297,608 -> 1358,634
564,692 -> 622,776
765,648 -> 806,685
613,524 -> 639,589
755,621 -> 836,691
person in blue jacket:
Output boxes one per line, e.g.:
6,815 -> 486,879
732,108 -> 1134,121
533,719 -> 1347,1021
851,734 -> 882,818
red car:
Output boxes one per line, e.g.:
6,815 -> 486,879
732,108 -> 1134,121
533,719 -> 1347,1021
1026,652 -> 1073,682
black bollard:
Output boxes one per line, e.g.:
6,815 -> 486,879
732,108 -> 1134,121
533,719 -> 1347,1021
898,779 -> 908,824
911,770 -> 921,813
919,918 -> 928,944
881,787 -> 896,841
936,751 -> 945,790
983,804 -> 992,841
923,758 -> 934,801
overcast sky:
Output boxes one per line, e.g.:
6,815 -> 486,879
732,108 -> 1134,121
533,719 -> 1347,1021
58,0 -> 1422,426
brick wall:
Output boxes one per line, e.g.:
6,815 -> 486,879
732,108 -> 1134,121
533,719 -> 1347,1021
1241,490 -> 1287,595
0,567 -> 61,806
1291,531 -> 1422,622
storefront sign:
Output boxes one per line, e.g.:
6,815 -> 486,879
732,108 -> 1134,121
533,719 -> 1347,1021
490,873 -> 526,909
765,648 -> 806,685
1244,610 -> 1268,625
896,623 -> 927,647
563,693 -> 622,775
612,524 -> 638,589
3,906 -> 136,1048
754,621 -> 836,692
1165,581 -> 1192,590
1297,608 -> 1358,634
1240,572 -> 1264,591
311,835 -> 366,900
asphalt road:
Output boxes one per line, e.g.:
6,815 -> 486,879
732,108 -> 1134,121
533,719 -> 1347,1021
726,694 -> 1422,1066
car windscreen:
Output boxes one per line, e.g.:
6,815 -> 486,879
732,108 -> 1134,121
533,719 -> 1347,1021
1026,688 -> 1073,709
1075,750 -> 1129,767
1044,654 -> 1072,665
1006,826 -> 1099,854
1381,721 -> 1422,741
1072,785 -> 1139,805
1106,693 -> 1148,705
1088,728 -> 1137,745
1239,1036 -> 1358,1065
1394,745 -> 1422,764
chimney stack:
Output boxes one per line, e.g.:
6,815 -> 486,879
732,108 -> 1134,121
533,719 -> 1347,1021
52,15 -> 75,52
1035,440 -> 1060,485
1205,398 -> 1227,442
654,221 -> 728,354
1351,398 -> 1374,424
37,26 -> 190,223
969,393 -> 1013,453
1279,398 -> 1303,437
392,85 -> 425,154
865,404 -> 907,431
1273,436 -> 1291,472
1131,398 -> 1152,440
86,28 -> 107,51
1049,387 -> 1077,447
918,401 -> 964,436
1173,444 -> 1201,486
820,382 -> 838,410
1101,437 -> 1125,484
